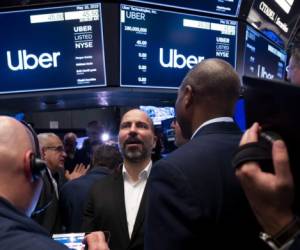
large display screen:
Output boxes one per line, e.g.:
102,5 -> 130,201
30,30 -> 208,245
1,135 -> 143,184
120,4 -> 238,89
0,3 -> 106,94
128,0 -> 242,17
244,26 -> 287,81
139,105 -> 175,125
247,0 -> 300,48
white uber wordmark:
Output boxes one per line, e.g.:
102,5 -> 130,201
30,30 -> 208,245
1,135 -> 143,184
7,50 -> 61,71
159,48 -> 205,69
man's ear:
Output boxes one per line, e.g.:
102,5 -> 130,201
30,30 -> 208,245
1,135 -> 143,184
152,135 -> 158,149
40,147 -> 47,160
182,85 -> 194,109
23,150 -> 33,182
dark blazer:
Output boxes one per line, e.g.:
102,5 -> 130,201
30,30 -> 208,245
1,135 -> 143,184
145,122 -> 269,250
82,169 -> 147,250
32,170 -> 62,234
291,236 -> 300,249
0,197 -> 67,250
60,166 -> 111,232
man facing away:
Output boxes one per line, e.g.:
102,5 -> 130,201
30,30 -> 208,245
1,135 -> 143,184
82,109 -> 157,250
145,58 -> 269,250
60,144 -> 122,232
0,116 -> 109,250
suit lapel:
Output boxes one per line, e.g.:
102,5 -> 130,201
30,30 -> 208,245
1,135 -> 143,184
113,171 -> 130,243
130,181 -> 147,240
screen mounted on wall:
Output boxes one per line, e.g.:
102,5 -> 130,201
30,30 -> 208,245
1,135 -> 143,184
244,25 -> 287,81
127,0 -> 242,17
247,0 -> 300,48
120,4 -> 238,89
0,3 -> 106,94
139,105 -> 175,125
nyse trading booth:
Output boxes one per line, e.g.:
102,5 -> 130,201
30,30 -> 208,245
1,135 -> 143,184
0,0 -> 299,140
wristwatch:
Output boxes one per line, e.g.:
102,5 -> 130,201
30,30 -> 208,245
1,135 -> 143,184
260,217 -> 300,250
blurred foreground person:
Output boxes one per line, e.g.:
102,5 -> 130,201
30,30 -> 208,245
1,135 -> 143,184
236,123 -> 300,250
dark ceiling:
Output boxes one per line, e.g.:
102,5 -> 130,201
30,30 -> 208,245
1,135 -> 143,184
0,87 -> 177,113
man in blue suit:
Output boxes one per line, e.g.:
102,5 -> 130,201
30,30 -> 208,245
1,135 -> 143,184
145,58 -> 268,249
60,144 -> 122,232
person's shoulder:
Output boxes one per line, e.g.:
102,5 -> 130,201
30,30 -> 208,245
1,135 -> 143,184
88,172 -> 116,192
0,230 -> 67,250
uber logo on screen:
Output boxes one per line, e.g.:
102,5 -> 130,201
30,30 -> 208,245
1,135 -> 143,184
159,48 -> 205,69
7,50 -> 61,71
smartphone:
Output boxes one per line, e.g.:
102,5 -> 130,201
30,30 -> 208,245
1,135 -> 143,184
53,233 -> 85,250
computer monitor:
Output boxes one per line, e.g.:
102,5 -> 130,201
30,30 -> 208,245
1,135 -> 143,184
120,4 -> 238,88
243,26 -> 287,81
243,75 -> 300,211
127,0 -> 242,17
0,3 -> 106,94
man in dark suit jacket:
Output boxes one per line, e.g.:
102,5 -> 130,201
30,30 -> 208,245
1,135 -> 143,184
32,133 -> 67,234
145,59 -> 268,250
82,109 -> 157,250
60,144 -> 122,232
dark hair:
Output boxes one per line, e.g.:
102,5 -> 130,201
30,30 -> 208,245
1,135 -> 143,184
92,144 -> 122,170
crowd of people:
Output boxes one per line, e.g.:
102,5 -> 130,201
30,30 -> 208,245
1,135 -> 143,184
0,47 -> 299,250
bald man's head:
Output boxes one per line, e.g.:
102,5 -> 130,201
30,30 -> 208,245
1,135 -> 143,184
0,116 -> 42,216
176,58 -> 241,138
0,117 -> 35,172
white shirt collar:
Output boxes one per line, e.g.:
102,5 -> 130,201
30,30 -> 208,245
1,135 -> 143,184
191,117 -> 234,140
122,160 -> 152,183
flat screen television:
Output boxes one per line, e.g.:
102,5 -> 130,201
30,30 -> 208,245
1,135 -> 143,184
246,0 -> 300,48
120,4 -> 238,89
243,25 -> 287,81
139,105 -> 175,125
127,0 -> 242,17
0,3 -> 106,94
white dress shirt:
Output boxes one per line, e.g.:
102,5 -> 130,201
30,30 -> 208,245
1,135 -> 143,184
122,161 -> 152,238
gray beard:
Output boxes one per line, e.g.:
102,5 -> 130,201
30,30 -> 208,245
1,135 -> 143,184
122,147 -> 149,163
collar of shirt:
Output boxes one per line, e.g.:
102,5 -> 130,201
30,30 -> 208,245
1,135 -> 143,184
122,160 -> 152,185
191,117 -> 234,140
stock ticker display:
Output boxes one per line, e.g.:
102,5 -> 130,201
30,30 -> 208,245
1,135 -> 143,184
244,26 -> 287,81
128,0 -> 242,17
120,4 -> 238,88
0,3 -> 106,94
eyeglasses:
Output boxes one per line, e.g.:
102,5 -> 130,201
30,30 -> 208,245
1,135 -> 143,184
45,146 -> 65,153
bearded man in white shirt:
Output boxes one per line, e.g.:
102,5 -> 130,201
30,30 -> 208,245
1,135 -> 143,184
82,109 -> 157,250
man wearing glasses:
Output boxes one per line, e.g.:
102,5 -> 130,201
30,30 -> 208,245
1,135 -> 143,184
32,133 -> 67,234
286,46 -> 300,85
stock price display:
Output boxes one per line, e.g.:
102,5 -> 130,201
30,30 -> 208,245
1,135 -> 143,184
0,3 -> 106,94
120,4 -> 238,88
